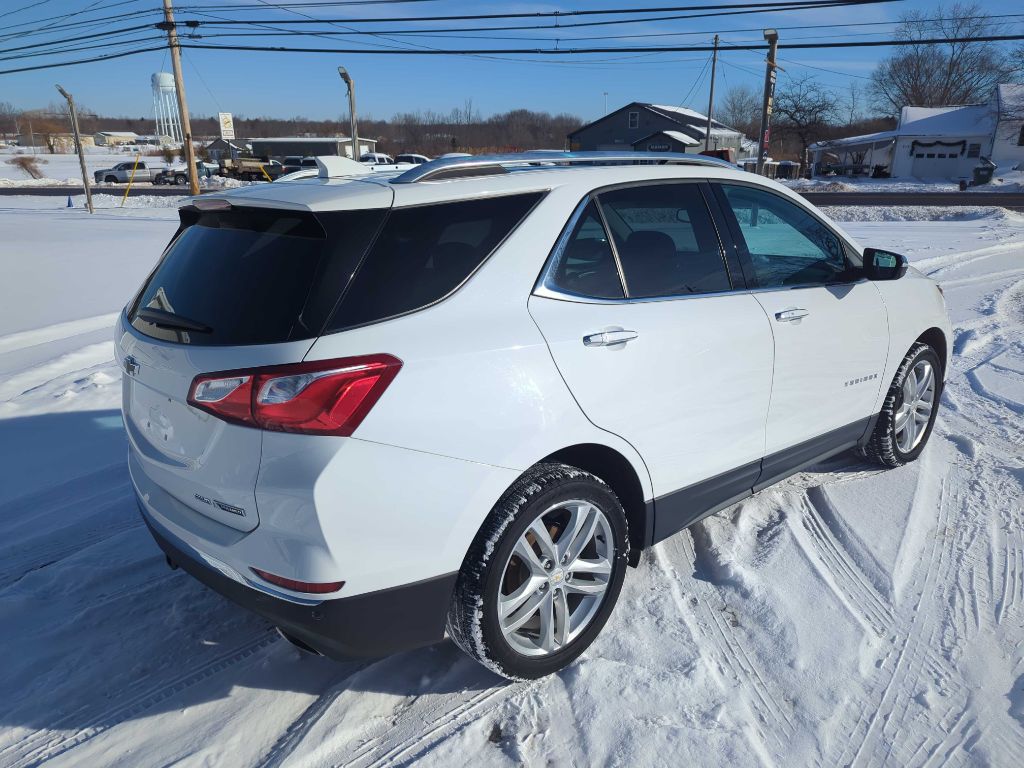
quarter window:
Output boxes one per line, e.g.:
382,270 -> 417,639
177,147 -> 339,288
327,193 -> 543,330
597,184 -> 730,298
718,184 -> 851,288
547,200 -> 624,299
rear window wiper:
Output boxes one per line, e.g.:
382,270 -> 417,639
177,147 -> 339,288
136,307 -> 213,334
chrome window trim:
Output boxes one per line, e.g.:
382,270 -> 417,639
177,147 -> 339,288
532,278 -> 871,306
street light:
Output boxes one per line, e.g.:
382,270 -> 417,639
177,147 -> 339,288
338,67 -> 360,160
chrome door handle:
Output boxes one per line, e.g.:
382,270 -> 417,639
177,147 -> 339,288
775,308 -> 809,322
583,330 -> 638,347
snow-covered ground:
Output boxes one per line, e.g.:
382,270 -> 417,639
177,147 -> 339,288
1,198 -> 1022,767
0,149 -> 246,188
783,169 -> 1024,193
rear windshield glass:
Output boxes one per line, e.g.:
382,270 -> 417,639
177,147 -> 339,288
129,207 -> 386,346
326,192 -> 543,331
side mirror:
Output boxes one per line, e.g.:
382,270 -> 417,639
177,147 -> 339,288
863,248 -> 909,281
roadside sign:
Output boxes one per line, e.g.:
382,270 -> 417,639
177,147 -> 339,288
219,112 -> 235,140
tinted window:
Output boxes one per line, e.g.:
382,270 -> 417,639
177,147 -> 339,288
719,184 -> 849,288
547,200 -> 624,299
129,207 -> 386,346
598,184 -> 729,298
327,193 -> 543,330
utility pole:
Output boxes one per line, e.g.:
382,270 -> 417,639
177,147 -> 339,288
756,28 -> 779,176
704,34 -> 719,152
159,0 -> 200,195
55,84 -> 94,214
338,67 -> 360,160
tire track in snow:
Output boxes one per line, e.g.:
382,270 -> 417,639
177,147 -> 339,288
253,661 -> 373,768
3,631 -> 281,768
338,681 -> 537,768
831,442 -> 991,768
652,533 -> 796,763
0,470 -> 137,589
788,491 -> 894,636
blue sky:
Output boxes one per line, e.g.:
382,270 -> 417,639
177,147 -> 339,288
2,0 -> 1022,122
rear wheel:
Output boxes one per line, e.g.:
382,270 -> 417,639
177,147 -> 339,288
863,342 -> 941,467
174,174 -> 187,186
447,463 -> 629,680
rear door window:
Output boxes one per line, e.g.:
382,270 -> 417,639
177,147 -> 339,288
129,207 -> 386,346
326,192 -> 543,331
597,183 -> 730,298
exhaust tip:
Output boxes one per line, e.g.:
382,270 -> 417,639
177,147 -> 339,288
276,627 -> 324,657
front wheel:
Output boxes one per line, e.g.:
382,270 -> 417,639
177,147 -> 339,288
863,342 -> 941,467
447,463 -> 629,680
174,175 -> 187,186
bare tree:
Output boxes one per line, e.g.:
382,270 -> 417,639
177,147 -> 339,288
846,82 -> 862,126
869,2 -> 1019,114
717,85 -> 761,136
0,101 -> 18,138
773,75 -> 840,157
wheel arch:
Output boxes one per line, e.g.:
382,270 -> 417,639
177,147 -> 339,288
537,443 -> 651,566
916,327 -> 948,379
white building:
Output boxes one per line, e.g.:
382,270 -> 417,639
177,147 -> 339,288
810,84 -> 1024,179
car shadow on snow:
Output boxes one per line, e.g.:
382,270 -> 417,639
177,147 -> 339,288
0,410 -> 502,747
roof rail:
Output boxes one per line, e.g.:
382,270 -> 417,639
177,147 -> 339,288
390,151 -> 737,184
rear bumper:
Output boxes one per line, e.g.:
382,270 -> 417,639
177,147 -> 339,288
141,501 -> 458,659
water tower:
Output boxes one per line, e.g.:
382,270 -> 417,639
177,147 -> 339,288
152,72 -> 183,144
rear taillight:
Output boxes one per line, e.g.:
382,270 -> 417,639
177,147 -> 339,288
250,567 -> 344,594
187,354 -> 402,436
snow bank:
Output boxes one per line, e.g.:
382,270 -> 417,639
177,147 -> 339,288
821,205 -> 1014,222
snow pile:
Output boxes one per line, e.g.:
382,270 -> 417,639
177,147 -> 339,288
821,205 -> 1011,222
0,200 -> 1021,766
784,170 -> 1024,193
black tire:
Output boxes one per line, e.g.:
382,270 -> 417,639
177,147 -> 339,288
446,463 -> 629,680
863,342 -> 942,468
174,175 -> 187,186
104,175 -> 117,183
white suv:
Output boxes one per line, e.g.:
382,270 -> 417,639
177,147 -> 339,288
117,152 -> 951,680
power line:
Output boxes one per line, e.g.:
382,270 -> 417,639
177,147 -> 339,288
174,32 -> 1024,56
177,0 -> 902,25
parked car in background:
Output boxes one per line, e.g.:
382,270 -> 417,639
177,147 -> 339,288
119,151 -> 950,681
395,153 -> 431,165
360,152 -> 395,164
94,161 -> 157,184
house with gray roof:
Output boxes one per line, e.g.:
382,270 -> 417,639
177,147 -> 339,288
568,102 -> 752,157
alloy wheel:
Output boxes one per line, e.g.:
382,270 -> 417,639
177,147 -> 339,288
497,500 -> 614,657
895,359 -> 936,452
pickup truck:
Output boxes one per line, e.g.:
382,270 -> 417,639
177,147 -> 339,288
219,157 -> 284,181
153,163 -> 219,186
93,161 -> 158,184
